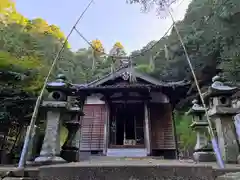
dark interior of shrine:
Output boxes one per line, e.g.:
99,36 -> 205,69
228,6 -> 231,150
109,103 -> 145,147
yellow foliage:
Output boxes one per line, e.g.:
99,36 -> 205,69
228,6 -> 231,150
114,42 -> 124,49
91,39 -> 104,54
0,0 -> 15,14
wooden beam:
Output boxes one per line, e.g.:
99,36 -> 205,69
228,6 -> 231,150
109,96 -> 151,101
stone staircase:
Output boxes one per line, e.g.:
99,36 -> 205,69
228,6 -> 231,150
106,148 -> 147,157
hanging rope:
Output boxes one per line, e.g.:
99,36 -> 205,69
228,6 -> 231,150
17,0 -> 95,169
164,3 -> 225,169
13,0 -> 230,171
74,25 -> 173,60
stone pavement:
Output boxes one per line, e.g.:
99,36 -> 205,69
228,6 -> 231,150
76,157 -> 240,169
1,158 -> 240,180
37,158 -> 240,180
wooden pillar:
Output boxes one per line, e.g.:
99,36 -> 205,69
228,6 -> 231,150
144,102 -> 151,155
103,99 -> 110,155
172,110 -> 179,159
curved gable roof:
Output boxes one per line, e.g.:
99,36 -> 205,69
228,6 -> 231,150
87,66 -> 189,87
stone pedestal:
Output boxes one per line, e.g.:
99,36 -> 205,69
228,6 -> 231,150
213,116 -> 239,163
60,96 -> 84,162
193,151 -> 216,162
26,125 -> 38,164
192,126 -> 216,162
206,75 -> 239,163
234,114 -> 240,164
35,102 -> 67,164
61,120 -> 81,162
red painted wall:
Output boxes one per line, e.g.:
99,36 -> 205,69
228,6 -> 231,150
150,103 -> 175,150
80,104 -> 106,151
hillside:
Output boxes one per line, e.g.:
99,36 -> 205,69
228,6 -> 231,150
132,0 -> 240,82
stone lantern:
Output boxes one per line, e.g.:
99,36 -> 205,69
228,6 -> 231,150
206,75 -> 239,163
34,74 -> 71,164
60,96 -> 85,162
187,99 -> 215,162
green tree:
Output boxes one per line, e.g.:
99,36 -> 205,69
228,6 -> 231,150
175,112 -> 196,152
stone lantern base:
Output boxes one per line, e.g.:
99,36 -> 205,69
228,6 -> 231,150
193,151 -> 216,162
34,156 -> 66,165
61,147 -> 79,162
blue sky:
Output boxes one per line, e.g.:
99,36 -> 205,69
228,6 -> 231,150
15,0 -> 191,53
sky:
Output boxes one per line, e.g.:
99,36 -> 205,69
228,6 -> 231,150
15,0 -> 192,54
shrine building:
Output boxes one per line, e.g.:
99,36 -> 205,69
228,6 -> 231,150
75,63 -> 190,159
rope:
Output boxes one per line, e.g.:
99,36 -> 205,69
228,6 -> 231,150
164,4 -> 225,169
73,0 -> 190,60
9,0 -> 229,173
74,0 -> 229,65
74,25 -> 173,60
17,0 -> 95,169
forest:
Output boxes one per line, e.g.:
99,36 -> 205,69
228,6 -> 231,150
0,0 -> 240,161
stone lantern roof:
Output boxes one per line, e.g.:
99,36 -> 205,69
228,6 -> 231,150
203,75 -> 238,101
186,99 -> 205,115
186,99 -> 208,128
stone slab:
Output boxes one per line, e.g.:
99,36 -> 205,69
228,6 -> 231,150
39,164 -> 214,180
79,151 -> 91,161
216,172 -> 240,180
2,159 -> 240,180
4,178 -> 34,180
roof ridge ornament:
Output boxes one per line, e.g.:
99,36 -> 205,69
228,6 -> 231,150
121,71 -> 130,81
119,57 -> 131,68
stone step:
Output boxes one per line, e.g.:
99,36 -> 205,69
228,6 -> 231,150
106,148 -> 147,157
38,164 -> 215,180
216,172 -> 240,180
4,178 -> 35,180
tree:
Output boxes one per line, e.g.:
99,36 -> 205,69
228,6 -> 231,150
0,50 -> 46,158
127,0 -> 178,17
129,0 -> 240,85
175,112 -> 196,154
0,0 -> 15,17
91,39 -> 105,71
109,42 -> 126,72
0,0 -> 75,159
